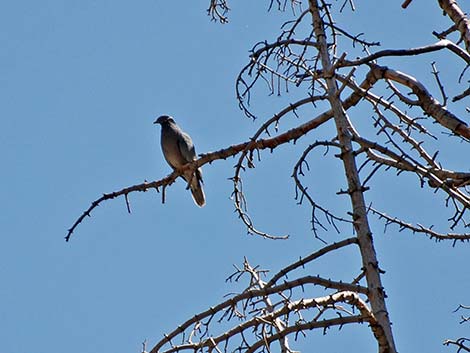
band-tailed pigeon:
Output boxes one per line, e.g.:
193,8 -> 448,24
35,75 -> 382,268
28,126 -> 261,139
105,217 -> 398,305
154,115 -> 206,207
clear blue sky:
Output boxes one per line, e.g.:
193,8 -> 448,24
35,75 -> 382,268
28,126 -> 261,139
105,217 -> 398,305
1,1 -> 469,353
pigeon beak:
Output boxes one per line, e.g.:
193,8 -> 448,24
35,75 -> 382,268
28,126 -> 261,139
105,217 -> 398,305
153,119 -> 159,125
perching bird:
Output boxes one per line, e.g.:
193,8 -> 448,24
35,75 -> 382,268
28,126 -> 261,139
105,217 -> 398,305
154,115 -> 206,207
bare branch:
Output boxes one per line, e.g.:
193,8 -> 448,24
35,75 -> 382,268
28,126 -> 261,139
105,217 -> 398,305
370,207 -> 470,244
292,140 -> 353,240
266,237 -> 359,287
338,39 -> 470,67
444,338 -> 470,352
207,0 -> 230,23
149,277 -> 368,353
438,0 -> 470,52
372,64 -> 470,139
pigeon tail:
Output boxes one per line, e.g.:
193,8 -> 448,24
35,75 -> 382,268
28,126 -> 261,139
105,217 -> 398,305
190,178 -> 206,207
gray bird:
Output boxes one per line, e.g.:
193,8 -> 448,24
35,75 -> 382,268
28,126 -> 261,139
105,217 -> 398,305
154,115 -> 206,207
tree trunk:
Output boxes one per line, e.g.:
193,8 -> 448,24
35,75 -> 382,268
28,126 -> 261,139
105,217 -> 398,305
308,1 -> 398,352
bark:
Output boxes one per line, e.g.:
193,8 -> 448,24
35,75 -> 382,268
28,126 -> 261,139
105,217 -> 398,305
308,1 -> 398,352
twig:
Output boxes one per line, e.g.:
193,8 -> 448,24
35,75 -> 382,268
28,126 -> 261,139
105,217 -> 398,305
431,62 -> 448,106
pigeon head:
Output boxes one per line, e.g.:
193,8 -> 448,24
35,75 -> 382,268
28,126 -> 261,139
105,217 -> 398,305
154,115 -> 175,125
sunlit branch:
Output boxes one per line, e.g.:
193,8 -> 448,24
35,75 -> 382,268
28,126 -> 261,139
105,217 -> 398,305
438,0 -> 470,52
374,64 -> 470,139
149,279 -> 368,353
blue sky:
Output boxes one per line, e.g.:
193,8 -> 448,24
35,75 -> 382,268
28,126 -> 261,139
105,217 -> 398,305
1,1 -> 469,353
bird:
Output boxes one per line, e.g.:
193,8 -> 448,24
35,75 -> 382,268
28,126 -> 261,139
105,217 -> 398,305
154,115 -> 206,207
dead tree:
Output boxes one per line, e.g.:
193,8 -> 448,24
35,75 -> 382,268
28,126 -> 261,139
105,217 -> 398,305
68,1 -> 470,352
